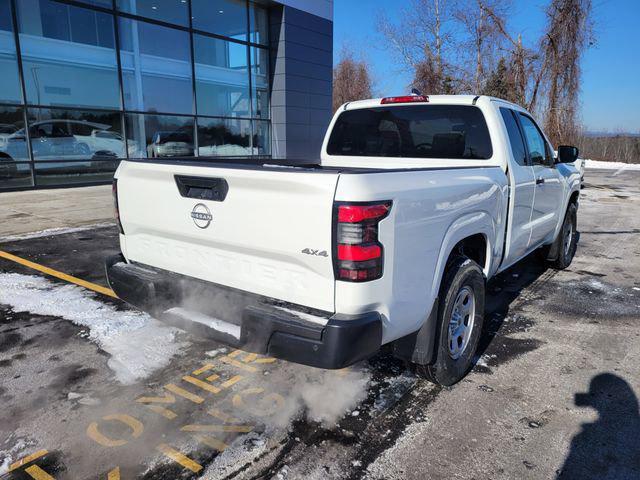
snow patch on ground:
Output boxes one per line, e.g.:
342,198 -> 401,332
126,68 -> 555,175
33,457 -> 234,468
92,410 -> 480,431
373,371 -> 416,412
584,159 -> 640,171
200,431 -> 271,479
0,223 -> 115,243
205,347 -> 228,357
0,273 -> 187,384
0,437 -> 34,475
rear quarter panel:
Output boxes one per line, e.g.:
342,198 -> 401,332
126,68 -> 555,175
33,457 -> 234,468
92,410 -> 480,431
335,167 -> 508,343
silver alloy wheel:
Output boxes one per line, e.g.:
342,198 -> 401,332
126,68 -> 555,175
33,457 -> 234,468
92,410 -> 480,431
447,286 -> 476,359
563,215 -> 574,258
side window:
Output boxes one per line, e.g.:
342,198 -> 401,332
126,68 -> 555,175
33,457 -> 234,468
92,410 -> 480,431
518,114 -> 550,166
500,108 -> 527,166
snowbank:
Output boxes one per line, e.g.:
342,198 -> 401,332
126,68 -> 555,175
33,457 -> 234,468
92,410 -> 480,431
584,159 -> 640,171
0,222 -> 114,243
0,273 -> 187,384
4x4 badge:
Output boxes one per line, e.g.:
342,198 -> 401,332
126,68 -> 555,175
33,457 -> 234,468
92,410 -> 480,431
301,248 -> 328,257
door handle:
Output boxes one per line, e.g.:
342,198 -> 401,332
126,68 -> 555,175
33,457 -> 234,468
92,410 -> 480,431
536,177 -> 545,185
175,175 -> 229,201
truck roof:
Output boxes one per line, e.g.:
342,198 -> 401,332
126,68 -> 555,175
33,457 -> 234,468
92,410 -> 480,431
341,94 -> 525,112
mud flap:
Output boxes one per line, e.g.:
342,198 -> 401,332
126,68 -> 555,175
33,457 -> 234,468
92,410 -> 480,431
392,298 -> 439,366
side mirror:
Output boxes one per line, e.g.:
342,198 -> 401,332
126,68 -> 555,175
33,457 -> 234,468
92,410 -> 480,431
558,145 -> 579,163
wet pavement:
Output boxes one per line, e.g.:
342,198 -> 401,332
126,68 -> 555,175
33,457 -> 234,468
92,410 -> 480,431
1,169 -> 639,479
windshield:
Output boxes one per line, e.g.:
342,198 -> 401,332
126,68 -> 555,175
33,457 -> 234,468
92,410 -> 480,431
327,105 -> 492,159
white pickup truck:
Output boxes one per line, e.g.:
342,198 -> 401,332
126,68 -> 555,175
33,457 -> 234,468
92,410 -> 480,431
106,95 -> 581,385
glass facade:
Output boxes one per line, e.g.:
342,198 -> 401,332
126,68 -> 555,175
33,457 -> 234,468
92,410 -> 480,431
0,0 -> 270,189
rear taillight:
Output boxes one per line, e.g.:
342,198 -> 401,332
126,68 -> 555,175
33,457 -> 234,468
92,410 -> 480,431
112,179 -> 124,234
334,201 -> 391,282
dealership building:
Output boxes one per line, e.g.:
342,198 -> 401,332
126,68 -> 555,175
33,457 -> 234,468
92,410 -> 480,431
0,0 -> 333,189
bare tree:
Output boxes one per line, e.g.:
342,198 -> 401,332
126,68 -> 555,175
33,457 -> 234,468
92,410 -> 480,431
332,48 -> 373,112
454,0 -> 509,93
482,6 -> 542,109
378,0 -> 453,93
577,131 -> 640,164
376,0 -> 596,146
539,0 -> 594,146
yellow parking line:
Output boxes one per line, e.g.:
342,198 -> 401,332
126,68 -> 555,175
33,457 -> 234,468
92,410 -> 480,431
9,450 -> 48,471
156,444 -> 203,473
0,249 -> 117,299
24,465 -> 55,480
181,424 -> 253,433
182,375 -> 221,394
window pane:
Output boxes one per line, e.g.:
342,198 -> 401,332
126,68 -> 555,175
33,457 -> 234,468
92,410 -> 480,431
327,105 -> 493,159
117,0 -> 189,27
18,0 -> 119,108
0,0 -> 22,103
26,108 -> 124,161
192,0 -> 247,40
125,113 -> 194,158
74,0 -> 113,7
119,18 -> 193,114
253,120 -> 270,155
0,106 -> 33,189
0,163 -> 33,189
34,160 -> 119,186
0,106 -> 28,162
251,47 -> 269,118
518,114 -> 548,165
198,117 -> 251,156
194,34 -> 250,117
249,3 -> 268,45
500,108 -> 527,166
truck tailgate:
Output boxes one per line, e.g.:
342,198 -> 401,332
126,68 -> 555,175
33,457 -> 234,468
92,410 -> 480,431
116,160 -> 339,312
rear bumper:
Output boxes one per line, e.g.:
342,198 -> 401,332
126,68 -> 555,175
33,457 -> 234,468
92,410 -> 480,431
105,254 -> 382,369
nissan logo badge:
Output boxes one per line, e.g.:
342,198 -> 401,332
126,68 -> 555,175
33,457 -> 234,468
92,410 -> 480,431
191,203 -> 213,229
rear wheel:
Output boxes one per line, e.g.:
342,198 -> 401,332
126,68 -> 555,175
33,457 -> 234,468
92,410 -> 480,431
415,256 -> 485,386
547,202 -> 578,270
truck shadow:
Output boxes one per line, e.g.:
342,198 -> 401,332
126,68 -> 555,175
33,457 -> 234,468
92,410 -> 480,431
473,249 -> 554,369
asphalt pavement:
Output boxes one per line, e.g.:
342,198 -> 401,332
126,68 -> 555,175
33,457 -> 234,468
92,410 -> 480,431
0,169 -> 638,480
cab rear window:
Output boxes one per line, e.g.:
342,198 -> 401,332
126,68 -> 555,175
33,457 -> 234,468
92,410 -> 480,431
327,105 -> 492,160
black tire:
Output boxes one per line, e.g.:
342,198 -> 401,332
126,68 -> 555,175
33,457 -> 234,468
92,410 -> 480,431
551,202 -> 578,270
415,256 -> 485,386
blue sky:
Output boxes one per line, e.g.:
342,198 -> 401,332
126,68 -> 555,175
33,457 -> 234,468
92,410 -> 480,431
333,0 -> 640,133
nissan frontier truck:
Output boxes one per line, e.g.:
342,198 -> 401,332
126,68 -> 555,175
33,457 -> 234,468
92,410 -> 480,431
106,94 -> 581,385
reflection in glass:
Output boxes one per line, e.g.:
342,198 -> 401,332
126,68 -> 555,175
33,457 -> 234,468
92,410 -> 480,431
125,113 -> 194,158
117,0 -> 189,27
194,34 -> 250,117
17,0 -> 120,108
0,163 -> 33,189
251,47 -> 269,118
249,4 -> 268,45
253,120 -> 270,155
198,117 -> 251,156
71,0 -> 113,7
23,108 -> 123,162
192,0 -> 247,40
34,160 -> 119,186
0,106 -> 28,162
119,18 -> 193,114
0,106 -> 33,189
0,0 -> 23,104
